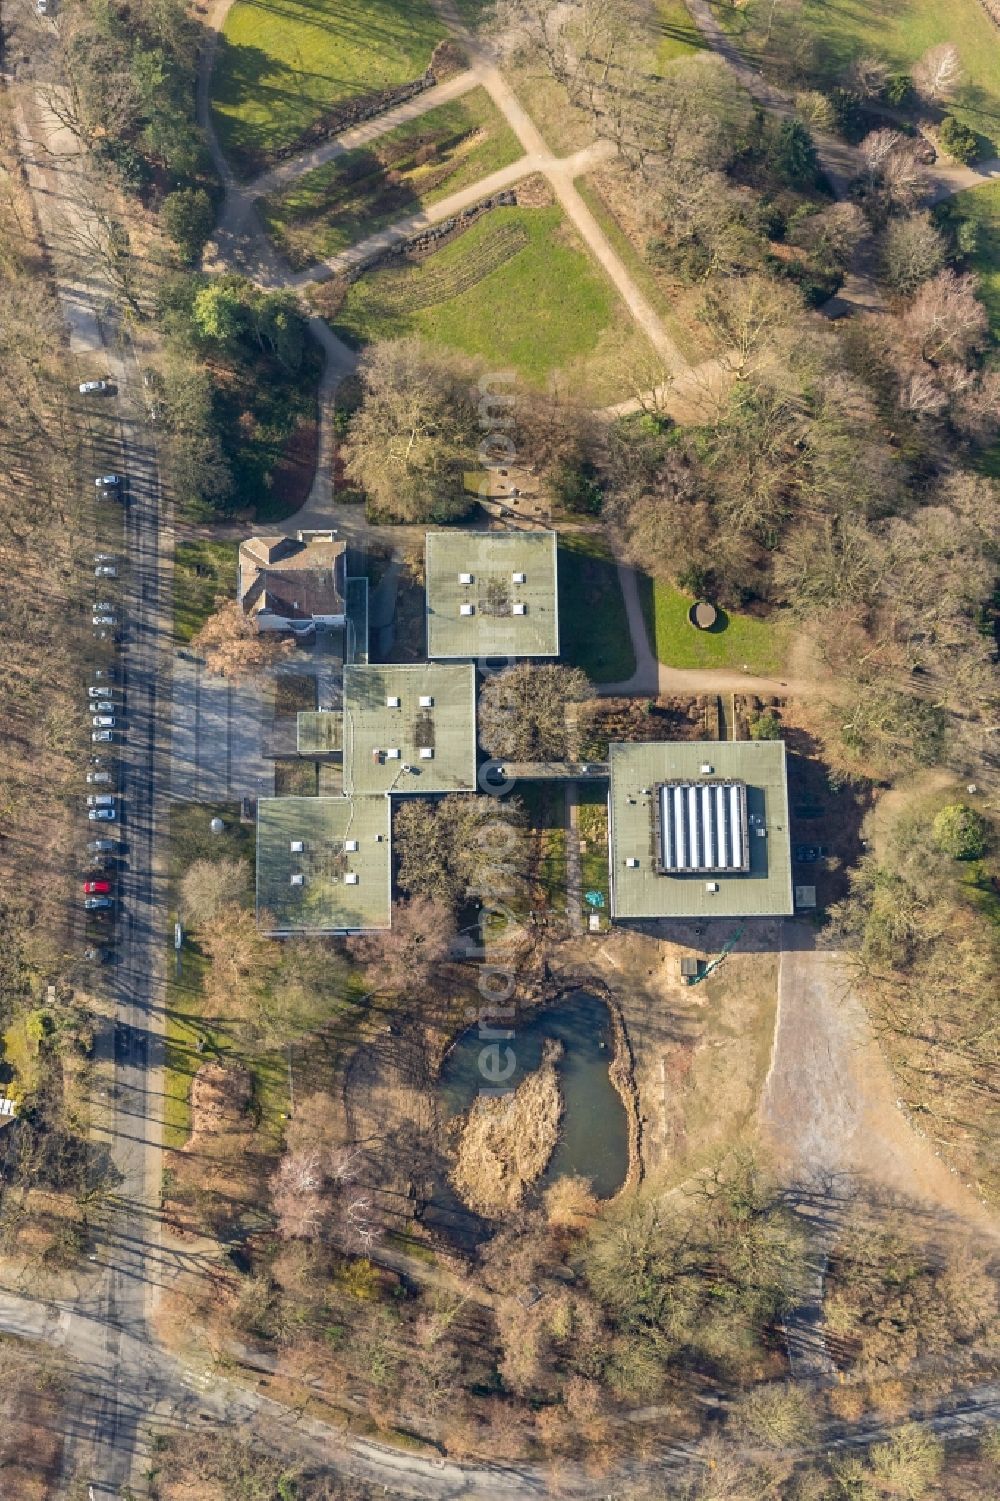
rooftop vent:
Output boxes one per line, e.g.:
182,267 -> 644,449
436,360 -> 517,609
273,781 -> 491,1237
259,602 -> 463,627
513,571 -> 526,583
459,571 -> 473,584
705,881 -> 719,893
345,839 -> 358,852
345,872 -> 358,885
700,763 -> 714,775
418,695 -> 433,708
386,695 -> 400,708
625,857 -> 640,868
512,602 -> 526,615
419,747 -> 433,759
386,747 -> 400,759
290,840 -> 304,853
290,873 -> 304,887
459,603 -> 474,616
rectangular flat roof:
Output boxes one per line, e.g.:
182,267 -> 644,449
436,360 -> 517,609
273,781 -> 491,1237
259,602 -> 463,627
426,530 -> 559,659
342,663 -> 477,796
608,740 -> 793,920
256,795 -> 390,934
297,711 -> 343,756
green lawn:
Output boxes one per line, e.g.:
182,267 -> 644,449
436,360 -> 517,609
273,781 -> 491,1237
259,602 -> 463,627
321,203 -> 651,398
261,89 -> 523,270
211,0 -> 447,178
655,0 -> 705,65
558,532 -> 636,684
641,580 -> 791,674
173,540 -> 239,643
948,181 -> 1000,333
723,0 -> 1000,153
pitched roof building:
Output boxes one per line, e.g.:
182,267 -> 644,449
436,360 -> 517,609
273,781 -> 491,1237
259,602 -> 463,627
239,530 -> 347,633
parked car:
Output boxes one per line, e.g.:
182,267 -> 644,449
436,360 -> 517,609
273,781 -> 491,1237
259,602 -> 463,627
84,896 -> 113,910
86,771 -> 112,785
86,793 -> 115,808
79,379 -> 113,395
95,564 -> 118,579
88,687 -> 113,700
84,947 -> 111,963
86,854 -> 112,873
88,806 -> 116,821
92,715 -> 115,729
36,0 -> 50,15
793,844 -> 827,863
94,601 -> 115,613
93,615 -> 116,628
92,730 -> 115,743
89,700 -> 115,715
95,474 -> 123,491
83,879 -> 111,895
88,838 -> 116,853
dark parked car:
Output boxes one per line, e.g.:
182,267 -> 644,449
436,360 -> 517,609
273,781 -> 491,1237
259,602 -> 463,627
793,844 -> 827,863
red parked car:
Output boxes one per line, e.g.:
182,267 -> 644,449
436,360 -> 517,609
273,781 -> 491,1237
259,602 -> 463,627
83,879 -> 111,895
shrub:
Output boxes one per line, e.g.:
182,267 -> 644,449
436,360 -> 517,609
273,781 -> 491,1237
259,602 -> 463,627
552,458 -> 602,514
771,119 -> 820,187
938,115 -> 979,165
883,74 -> 914,107
829,88 -> 865,143
932,803 -> 988,859
162,188 -> 215,265
749,710 -> 782,741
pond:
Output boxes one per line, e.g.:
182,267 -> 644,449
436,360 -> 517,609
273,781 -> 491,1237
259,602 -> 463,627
438,989 -> 630,1204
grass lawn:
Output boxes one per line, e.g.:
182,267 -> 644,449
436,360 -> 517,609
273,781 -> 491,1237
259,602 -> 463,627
947,181 -> 1000,333
261,89 -> 523,270
655,0 -> 705,65
641,579 -> 791,674
577,785 -> 610,929
558,532 -> 635,684
173,540 -> 238,644
211,0 -> 447,178
723,0 -> 1000,154
319,203 -> 653,400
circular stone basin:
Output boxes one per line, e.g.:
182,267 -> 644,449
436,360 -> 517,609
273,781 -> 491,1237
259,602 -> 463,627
689,600 -> 718,630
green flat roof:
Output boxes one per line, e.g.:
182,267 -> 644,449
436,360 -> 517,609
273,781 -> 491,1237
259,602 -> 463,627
608,740 -> 793,920
297,711 -> 343,756
256,795 -> 390,934
426,530 -> 559,659
343,663 -> 476,796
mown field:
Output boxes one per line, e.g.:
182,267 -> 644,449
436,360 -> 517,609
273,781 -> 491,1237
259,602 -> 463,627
724,0 -> 1000,153
262,88 -> 523,269
315,203 -> 655,400
948,180 -> 1000,332
558,532 -> 635,684
641,580 -> 791,674
211,0 -> 447,177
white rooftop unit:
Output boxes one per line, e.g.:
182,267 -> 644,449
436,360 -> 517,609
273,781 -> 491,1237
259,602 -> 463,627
512,602 -> 527,615
418,695 -> 434,708
386,747 -> 400,759
458,571 -> 473,584
459,603 -> 474,616
625,857 -> 640,868
656,780 -> 750,875
344,872 -> 359,885
290,873 -> 304,887
290,840 -> 304,853
386,695 -> 400,708
419,746 -> 434,759
513,570 -> 526,583
345,838 -> 358,851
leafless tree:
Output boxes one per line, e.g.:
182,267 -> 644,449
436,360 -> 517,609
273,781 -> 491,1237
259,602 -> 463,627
192,600 -> 295,682
851,54 -> 891,99
911,42 -> 962,103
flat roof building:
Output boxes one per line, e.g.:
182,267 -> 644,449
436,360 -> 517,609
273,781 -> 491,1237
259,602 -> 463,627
256,795 -> 391,934
608,740 -> 793,921
342,663 -> 477,796
425,530 -> 559,659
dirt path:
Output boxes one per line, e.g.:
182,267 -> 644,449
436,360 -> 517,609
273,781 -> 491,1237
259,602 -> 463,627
761,938 -> 999,1238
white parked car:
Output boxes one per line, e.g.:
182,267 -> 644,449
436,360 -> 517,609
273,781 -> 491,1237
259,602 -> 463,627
86,794 -> 115,808
95,564 -> 118,579
95,474 -> 122,490
79,379 -> 112,395
87,771 -> 112,785
93,615 -> 115,627
92,730 -> 115,743
88,807 -> 116,821
92,715 -> 115,728
89,700 -> 115,714
88,687 -> 112,699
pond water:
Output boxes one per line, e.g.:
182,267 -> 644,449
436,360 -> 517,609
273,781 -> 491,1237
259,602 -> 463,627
438,990 -> 630,1202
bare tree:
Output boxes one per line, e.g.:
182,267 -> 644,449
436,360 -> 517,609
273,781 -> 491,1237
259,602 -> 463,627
192,600 -> 295,682
901,270 -> 989,364
180,858 -> 249,926
850,54 -> 891,99
880,212 -> 946,294
911,42 -> 962,103
477,662 -> 592,761
346,895 -> 455,996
